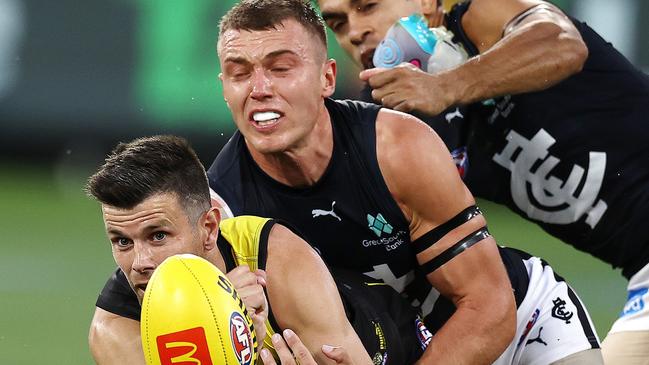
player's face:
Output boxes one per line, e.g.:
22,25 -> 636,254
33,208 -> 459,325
318,0 -> 424,69
218,19 -> 336,154
102,193 -> 210,303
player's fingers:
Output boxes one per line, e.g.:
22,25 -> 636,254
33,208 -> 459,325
254,269 -> 268,286
322,345 -> 353,364
260,348 -> 278,365
283,329 -> 317,365
371,87 -> 398,106
227,265 -> 257,286
379,93 -> 407,110
359,67 -> 389,81
251,312 -> 268,344
364,68 -> 398,89
392,98 -> 416,113
394,61 -> 419,72
271,333 -> 297,365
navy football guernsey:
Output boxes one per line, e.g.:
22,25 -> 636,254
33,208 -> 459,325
208,98 -> 529,330
445,1 -> 649,278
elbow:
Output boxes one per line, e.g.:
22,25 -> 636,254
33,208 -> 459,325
565,38 -> 588,74
533,22 -> 589,78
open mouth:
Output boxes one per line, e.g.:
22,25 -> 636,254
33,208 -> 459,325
361,49 -> 376,70
250,110 -> 283,129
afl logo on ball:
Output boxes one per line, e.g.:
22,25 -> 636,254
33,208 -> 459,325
415,318 -> 433,350
230,312 -> 253,365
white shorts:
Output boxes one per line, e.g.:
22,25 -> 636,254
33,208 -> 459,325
495,256 -> 600,365
608,261 -> 649,334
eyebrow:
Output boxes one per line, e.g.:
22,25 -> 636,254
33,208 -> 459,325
223,49 -> 298,66
106,220 -> 171,236
321,0 -> 361,22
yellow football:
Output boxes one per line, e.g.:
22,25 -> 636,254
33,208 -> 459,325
141,254 -> 258,365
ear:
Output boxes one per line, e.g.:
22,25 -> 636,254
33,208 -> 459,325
219,73 -> 231,107
201,207 -> 221,251
321,58 -> 337,98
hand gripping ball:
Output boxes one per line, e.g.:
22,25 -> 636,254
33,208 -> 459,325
141,254 -> 258,365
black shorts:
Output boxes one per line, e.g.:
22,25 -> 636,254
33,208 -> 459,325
331,268 -> 426,365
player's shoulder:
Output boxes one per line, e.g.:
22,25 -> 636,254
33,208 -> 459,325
376,108 -> 439,147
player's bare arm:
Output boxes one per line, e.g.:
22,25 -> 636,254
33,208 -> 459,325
361,0 -> 587,116
89,307 -> 145,365
265,224 -> 373,365
376,109 -> 516,364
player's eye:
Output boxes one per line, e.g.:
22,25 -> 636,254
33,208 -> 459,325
112,237 -> 132,249
358,1 -> 377,13
329,20 -> 347,33
152,232 -> 167,241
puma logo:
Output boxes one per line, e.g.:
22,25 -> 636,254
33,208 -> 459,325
312,201 -> 342,221
526,327 -> 547,347
445,107 -> 463,123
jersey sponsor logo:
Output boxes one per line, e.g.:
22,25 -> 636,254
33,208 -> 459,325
415,317 -> 433,349
621,287 -> 648,317
517,308 -> 540,346
493,128 -> 608,229
451,146 -> 468,178
367,213 -> 393,237
486,95 -> 515,124
362,230 -> 407,252
372,321 -> 387,351
230,312 -> 254,365
551,297 -> 573,324
156,327 -> 213,365
444,107 -> 463,123
312,201 -> 342,221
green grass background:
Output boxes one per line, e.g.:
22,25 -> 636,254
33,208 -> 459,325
0,164 -> 627,364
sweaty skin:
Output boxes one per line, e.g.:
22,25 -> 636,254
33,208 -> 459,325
218,17 -> 516,365
89,192 -> 372,365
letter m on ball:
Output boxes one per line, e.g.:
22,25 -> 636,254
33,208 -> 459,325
156,327 -> 213,365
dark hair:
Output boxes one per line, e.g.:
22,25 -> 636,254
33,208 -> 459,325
86,135 -> 210,222
219,0 -> 327,50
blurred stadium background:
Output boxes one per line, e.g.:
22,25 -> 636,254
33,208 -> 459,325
0,0 -> 647,363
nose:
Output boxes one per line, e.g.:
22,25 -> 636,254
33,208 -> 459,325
349,15 -> 372,46
249,69 -> 273,101
132,244 -> 156,275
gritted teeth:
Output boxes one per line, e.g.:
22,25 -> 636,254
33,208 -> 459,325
253,111 -> 281,122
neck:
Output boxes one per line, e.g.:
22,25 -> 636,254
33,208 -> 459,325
204,247 -> 227,274
248,105 -> 334,188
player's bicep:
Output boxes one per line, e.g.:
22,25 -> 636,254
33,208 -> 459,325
89,307 -> 145,365
265,225 -> 371,364
376,110 -> 508,301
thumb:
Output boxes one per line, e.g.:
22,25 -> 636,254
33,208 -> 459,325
322,345 -> 352,364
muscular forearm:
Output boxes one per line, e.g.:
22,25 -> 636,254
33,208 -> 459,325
449,20 -> 587,105
417,299 -> 516,364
